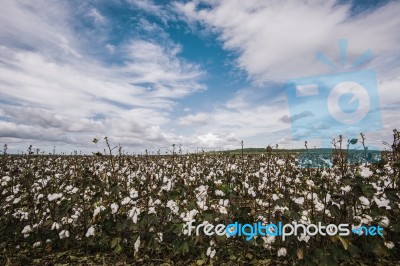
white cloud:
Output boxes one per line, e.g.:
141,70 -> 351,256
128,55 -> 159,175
1,0 -> 399,153
174,87 -> 290,146
174,0 -> 400,148
105,44 -> 115,53
0,0 -> 206,152
176,0 -> 400,83
88,8 -> 106,25
128,0 -> 172,23
178,113 -> 209,125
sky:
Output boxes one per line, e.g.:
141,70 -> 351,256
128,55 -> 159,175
0,0 -> 399,154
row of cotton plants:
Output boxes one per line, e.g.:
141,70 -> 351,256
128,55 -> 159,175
0,150 -> 399,265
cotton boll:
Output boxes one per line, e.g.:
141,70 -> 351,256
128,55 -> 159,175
59,230 -> 70,239
21,225 -> 32,234
1,176 -> 11,182
148,207 -> 156,214
93,206 -> 105,218
13,197 -> 21,204
85,226 -> 95,237
214,179 -> 222,185
121,197 -> 131,205
385,241 -> 395,249
6,195 -> 14,202
129,189 -> 139,199
134,237 -> 140,255
314,201 -> 325,212
262,235 -> 275,244
294,197 -> 304,205
47,193 -> 63,202
215,190 -> 225,196
359,196 -> 370,206
360,166 -> 373,178
217,205 -> 228,214
223,199 -> 229,206
276,159 -> 285,165
128,207 -> 141,223
325,193 -> 331,203
361,214 -> 373,224
110,203 -> 119,214
51,222 -> 61,231
298,234 -> 310,243
157,232 -> 163,242
206,247 -> 216,258
277,247 -> 287,257
166,200 -> 179,214
272,194 -> 279,201
379,216 -> 390,228
374,196 -> 391,209
210,249 -> 216,258
248,187 -> 256,197
341,185 -> 351,193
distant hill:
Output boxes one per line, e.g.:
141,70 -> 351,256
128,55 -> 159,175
206,147 -> 382,155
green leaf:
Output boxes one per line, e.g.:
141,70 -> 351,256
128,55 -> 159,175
173,223 -> 184,234
391,222 -> 400,233
328,204 -> 341,217
202,210 -> 215,222
325,255 -> 338,266
350,139 -> 358,145
181,241 -> 190,254
373,240 -> 390,257
196,259 -> 205,265
245,253 -> 253,260
187,201 -> 197,209
258,259 -> 271,265
169,190 -> 182,200
114,243 -> 123,254
220,184 -> 230,194
361,240 -> 374,253
58,199 -> 72,216
140,213 -> 159,226
384,188 -> 399,202
115,222 -> 124,232
0,242 -> 7,249
111,237 -> 120,249
361,184 -> 375,197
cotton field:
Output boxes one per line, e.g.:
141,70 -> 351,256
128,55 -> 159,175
0,145 -> 399,265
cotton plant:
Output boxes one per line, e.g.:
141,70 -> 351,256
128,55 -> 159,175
0,141 -> 399,264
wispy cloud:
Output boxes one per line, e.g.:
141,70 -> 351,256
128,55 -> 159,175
0,0 -> 206,152
128,0 -> 174,23
88,8 -> 106,25
174,0 -> 400,148
1,0 -> 399,152
178,113 -> 209,125
175,0 -> 400,83
279,111 -> 314,124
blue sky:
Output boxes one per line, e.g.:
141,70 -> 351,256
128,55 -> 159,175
0,0 -> 399,153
